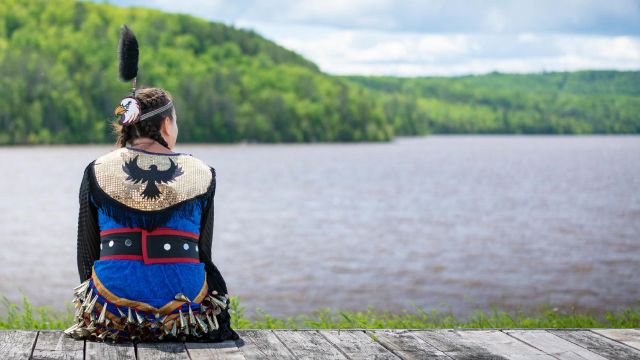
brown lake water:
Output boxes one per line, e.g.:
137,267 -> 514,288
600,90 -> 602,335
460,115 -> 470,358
0,136 -> 639,317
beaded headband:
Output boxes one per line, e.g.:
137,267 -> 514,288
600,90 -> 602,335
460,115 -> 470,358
141,101 -> 173,120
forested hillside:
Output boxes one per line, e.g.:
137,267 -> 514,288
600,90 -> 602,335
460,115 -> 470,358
344,72 -> 640,135
0,0 -> 392,144
0,0 -> 639,145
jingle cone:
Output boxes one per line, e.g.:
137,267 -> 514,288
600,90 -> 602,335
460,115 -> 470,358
151,314 -> 168,329
116,306 -> 127,322
71,329 -> 84,339
188,304 -> 196,327
163,319 -> 174,336
108,331 -> 120,343
206,313 -> 216,330
178,309 -> 187,331
64,323 -> 81,335
97,302 -> 108,324
212,313 -> 219,330
78,283 -> 90,300
97,331 -> 109,342
210,296 -> 227,310
135,309 -> 145,325
194,315 -> 208,333
79,292 -> 91,314
170,320 -> 177,337
74,306 -> 83,321
85,293 -> 99,314
74,279 -> 90,293
174,293 -> 190,302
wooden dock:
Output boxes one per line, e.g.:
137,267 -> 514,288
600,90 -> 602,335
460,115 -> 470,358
2,329 -> 640,359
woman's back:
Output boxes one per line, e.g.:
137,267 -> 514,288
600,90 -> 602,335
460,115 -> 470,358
67,26 -> 237,342
90,147 -> 212,309
70,146 -> 237,342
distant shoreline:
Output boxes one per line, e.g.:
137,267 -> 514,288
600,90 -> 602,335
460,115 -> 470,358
1,133 -> 639,148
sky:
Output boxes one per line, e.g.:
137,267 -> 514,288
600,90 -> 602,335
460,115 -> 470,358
99,0 -> 640,77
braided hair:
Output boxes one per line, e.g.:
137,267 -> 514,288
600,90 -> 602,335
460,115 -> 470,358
114,88 -> 175,149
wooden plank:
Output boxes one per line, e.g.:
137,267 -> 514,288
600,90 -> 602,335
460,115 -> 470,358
412,329 -> 507,360
235,330 -> 296,360
505,330 -> 609,360
458,330 -> 556,359
85,340 -> 135,360
592,329 -> 640,351
186,341 -> 247,360
274,330 -> 348,360
320,330 -> 400,360
0,330 -> 39,360
371,330 -> 451,360
31,331 -> 83,360
137,342 -> 189,360
551,330 -> 640,359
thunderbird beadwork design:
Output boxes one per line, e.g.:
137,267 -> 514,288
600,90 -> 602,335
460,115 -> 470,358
123,155 -> 184,200
93,148 -> 212,211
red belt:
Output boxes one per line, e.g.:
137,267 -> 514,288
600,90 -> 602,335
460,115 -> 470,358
99,227 -> 200,265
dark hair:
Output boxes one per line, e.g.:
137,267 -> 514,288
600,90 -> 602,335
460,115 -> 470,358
114,88 -> 175,149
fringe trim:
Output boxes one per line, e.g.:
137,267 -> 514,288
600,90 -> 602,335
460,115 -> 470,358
88,163 -> 215,232
64,277 -> 225,343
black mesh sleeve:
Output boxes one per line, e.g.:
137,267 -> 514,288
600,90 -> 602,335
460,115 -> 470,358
77,162 -> 101,283
199,167 -> 239,341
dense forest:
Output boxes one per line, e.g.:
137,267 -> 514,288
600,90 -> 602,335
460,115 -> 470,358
344,72 -> 640,135
0,0 -> 639,145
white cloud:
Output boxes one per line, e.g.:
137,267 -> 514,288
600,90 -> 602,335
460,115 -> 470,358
518,33 -> 538,43
96,0 -> 640,76
557,35 -> 640,61
259,23 -> 640,76
593,36 -> 640,60
483,8 -> 507,33
418,35 -> 471,56
352,41 -> 409,62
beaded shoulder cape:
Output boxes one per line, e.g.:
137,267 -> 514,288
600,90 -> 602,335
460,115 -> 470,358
90,148 -> 215,232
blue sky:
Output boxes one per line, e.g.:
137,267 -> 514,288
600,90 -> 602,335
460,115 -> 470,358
98,0 -> 640,76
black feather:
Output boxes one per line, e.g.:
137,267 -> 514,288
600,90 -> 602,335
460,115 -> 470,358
117,25 -> 139,82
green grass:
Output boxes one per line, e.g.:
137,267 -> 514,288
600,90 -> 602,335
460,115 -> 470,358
1,295 -> 639,330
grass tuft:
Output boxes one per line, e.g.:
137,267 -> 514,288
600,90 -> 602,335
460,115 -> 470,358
1,295 -> 638,330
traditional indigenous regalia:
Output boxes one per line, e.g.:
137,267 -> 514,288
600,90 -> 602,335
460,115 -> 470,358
64,26 -> 238,343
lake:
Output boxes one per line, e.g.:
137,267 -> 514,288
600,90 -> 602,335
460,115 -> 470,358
1,136 -> 638,317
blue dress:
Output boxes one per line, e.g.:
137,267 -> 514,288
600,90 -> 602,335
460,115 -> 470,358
66,147 -> 237,342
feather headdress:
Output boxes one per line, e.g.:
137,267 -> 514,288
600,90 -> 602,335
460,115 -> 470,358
113,25 -> 173,126
115,25 -> 141,125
